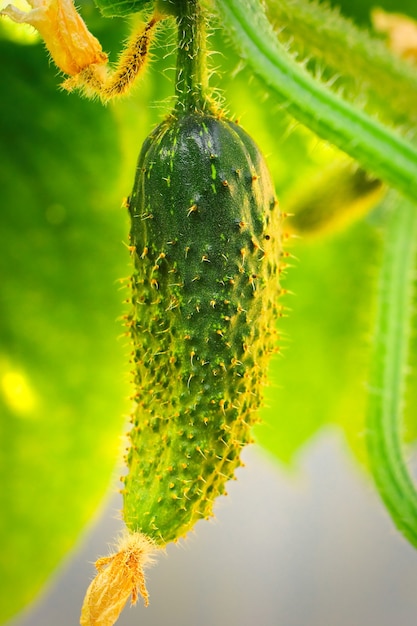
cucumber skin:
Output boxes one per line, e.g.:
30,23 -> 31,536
122,111 -> 282,545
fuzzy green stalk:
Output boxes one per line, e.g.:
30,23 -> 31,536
173,0 -> 211,113
367,192 -> 417,548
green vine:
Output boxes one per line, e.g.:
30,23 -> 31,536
366,192 -> 417,548
216,0 -> 417,202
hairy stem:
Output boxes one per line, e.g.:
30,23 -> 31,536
174,0 -> 210,112
367,192 -> 417,548
217,0 -> 417,202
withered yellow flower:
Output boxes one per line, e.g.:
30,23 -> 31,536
80,532 -> 157,626
0,0 -> 108,75
1,0 -> 163,100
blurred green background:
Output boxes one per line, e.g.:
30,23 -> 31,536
1,0 -> 417,623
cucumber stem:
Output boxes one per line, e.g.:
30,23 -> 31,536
366,192 -> 417,549
174,0 -> 210,112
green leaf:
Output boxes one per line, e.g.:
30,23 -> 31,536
256,217 -> 380,464
0,40 -> 130,622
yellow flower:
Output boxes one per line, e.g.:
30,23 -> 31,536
1,0 -> 107,75
80,532 -> 157,626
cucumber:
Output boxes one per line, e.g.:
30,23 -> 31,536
81,4 -> 283,622
122,110 -> 282,544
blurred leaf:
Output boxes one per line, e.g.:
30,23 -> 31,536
257,203 -> 417,469
0,39 -> 130,622
256,217 -> 381,464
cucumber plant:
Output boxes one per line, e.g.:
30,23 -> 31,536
1,0 -> 417,625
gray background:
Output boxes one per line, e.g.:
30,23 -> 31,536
8,429 -> 417,626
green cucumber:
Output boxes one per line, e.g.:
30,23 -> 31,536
122,109 -> 282,544
80,3 -> 283,623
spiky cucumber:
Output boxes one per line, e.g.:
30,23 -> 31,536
122,108 -> 282,544
81,3 -> 283,624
